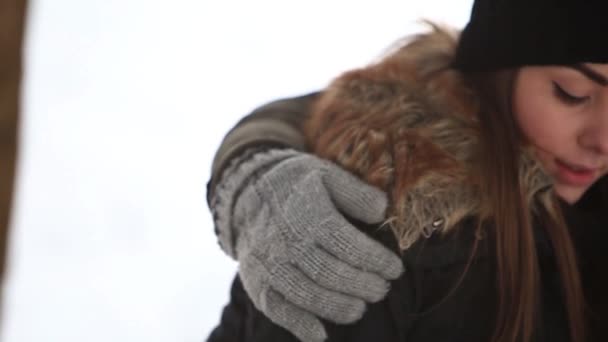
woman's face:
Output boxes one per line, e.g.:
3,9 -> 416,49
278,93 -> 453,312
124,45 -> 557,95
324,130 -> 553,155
513,64 -> 608,204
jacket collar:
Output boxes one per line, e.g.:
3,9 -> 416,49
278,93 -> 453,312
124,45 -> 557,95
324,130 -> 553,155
305,24 -> 553,250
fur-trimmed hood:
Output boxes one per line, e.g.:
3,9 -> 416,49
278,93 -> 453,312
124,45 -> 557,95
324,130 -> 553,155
304,24 -> 553,250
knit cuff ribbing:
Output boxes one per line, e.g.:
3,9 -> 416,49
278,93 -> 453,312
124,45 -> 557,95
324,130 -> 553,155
210,148 -> 301,258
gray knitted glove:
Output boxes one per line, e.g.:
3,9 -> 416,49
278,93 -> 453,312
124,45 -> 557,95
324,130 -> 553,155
212,149 -> 404,342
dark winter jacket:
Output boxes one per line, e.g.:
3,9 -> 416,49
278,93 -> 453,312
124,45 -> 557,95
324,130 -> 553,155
207,26 -> 607,342
208,196 -> 606,342
206,109 -> 607,342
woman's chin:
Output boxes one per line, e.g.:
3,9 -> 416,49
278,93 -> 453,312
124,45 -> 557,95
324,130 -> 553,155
554,184 -> 587,204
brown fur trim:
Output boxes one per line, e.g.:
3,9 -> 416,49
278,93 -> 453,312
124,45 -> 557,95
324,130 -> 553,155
304,23 -> 552,250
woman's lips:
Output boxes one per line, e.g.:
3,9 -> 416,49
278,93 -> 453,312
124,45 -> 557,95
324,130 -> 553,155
555,159 -> 598,186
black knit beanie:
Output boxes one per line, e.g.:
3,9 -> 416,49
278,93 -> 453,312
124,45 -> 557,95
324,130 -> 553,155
453,0 -> 608,71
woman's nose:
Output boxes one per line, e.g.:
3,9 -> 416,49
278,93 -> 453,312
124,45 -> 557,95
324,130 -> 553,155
579,113 -> 608,156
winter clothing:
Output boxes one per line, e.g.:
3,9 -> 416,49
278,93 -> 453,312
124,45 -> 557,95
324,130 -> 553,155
208,26 -> 607,341
208,96 -> 404,341
209,190 -> 607,341
207,93 -> 316,205
453,0 -> 608,71
206,0 -> 608,337
305,26 -> 551,251
211,148 -> 402,341
208,206 -> 607,342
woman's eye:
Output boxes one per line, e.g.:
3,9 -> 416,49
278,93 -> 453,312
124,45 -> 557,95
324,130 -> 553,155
552,82 -> 589,105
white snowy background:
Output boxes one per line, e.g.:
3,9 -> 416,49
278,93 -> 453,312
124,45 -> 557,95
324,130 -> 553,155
1,1 -> 471,341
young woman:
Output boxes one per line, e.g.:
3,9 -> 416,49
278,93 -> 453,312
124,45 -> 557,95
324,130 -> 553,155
207,0 -> 608,341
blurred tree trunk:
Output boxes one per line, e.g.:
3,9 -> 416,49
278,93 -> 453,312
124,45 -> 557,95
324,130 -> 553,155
0,0 -> 27,299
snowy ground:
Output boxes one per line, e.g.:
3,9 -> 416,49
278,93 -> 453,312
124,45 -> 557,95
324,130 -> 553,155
1,1 -> 471,341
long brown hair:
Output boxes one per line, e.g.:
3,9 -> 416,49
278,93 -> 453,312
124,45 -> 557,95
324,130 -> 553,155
304,25 -> 596,342
468,70 -> 587,342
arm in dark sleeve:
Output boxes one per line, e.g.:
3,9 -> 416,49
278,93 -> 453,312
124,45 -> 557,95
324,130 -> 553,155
207,275 -> 300,342
206,275 -> 248,342
206,92 -> 320,204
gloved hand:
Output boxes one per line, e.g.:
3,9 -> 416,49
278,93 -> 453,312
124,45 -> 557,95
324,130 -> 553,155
212,149 -> 403,342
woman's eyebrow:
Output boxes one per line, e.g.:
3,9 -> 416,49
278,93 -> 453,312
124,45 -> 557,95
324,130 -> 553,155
568,64 -> 608,86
